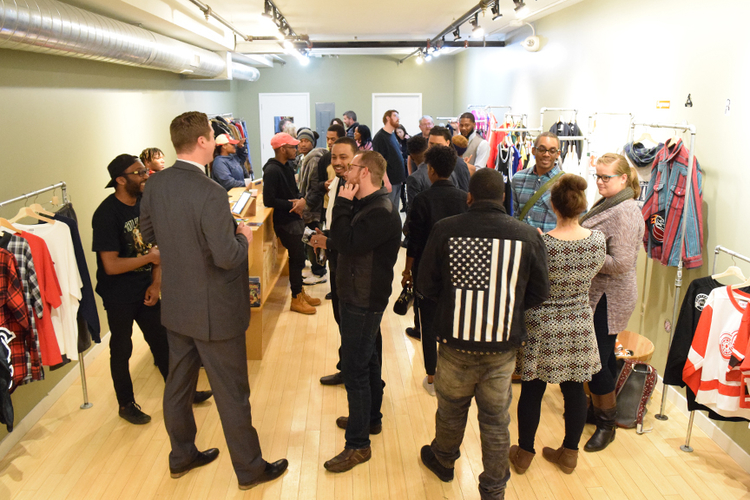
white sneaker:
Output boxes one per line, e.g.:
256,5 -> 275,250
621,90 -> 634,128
422,376 -> 436,397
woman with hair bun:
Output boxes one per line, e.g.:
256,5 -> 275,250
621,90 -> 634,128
510,174 -> 606,475
576,153 -> 644,453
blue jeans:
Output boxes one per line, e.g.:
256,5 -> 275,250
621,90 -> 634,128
387,183 -> 402,212
339,302 -> 384,449
431,346 -> 516,500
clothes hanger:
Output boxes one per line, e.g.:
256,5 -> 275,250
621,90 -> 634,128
634,131 -> 658,147
9,206 -> 55,224
712,265 -> 747,283
29,203 -> 55,217
731,276 -> 750,291
0,218 -> 21,233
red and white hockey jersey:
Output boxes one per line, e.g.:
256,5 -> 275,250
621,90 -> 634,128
683,286 -> 750,419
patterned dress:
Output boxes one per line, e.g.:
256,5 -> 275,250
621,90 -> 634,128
519,231 -> 606,383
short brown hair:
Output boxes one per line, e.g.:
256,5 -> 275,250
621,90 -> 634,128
357,151 -> 387,184
382,109 -> 398,124
170,111 -> 212,154
550,174 -> 588,218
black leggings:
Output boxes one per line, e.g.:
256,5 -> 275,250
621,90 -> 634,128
517,379 -> 588,453
588,294 -> 619,395
417,296 -> 437,376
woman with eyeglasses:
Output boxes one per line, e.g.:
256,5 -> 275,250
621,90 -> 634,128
578,153 -> 645,453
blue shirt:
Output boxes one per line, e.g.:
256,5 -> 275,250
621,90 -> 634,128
511,163 -> 561,233
211,146 -> 249,191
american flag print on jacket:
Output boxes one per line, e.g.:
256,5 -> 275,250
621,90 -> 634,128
449,237 -> 522,343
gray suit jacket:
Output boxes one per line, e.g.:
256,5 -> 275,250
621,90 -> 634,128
140,160 -> 250,341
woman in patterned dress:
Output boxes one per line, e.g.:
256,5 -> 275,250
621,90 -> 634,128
579,153 -> 645,452
509,174 -> 606,475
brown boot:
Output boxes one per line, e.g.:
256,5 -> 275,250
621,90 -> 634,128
542,445 -> 578,474
509,445 -> 535,474
300,288 -> 321,306
291,294 -> 316,314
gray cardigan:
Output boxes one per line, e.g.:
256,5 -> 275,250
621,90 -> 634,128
581,199 -> 645,334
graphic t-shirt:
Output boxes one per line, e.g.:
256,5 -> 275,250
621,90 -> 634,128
92,194 -> 152,304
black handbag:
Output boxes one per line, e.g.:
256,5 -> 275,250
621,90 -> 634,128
392,286 -> 414,315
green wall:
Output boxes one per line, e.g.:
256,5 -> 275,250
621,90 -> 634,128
234,55 -> 456,170
453,0 -> 750,453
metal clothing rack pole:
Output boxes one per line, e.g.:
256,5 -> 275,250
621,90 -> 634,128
0,182 -> 92,410
540,107 -> 578,130
678,246 -> 750,453
628,122 -> 697,422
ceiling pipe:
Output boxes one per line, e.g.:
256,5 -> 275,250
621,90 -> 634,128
296,40 -> 505,49
0,0 -> 263,80
186,0 -> 251,42
230,61 -> 260,81
398,0 -> 494,64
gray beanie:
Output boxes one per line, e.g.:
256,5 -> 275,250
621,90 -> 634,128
297,127 -> 316,145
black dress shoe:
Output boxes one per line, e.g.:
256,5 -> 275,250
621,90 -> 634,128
239,459 -> 289,490
320,372 -> 344,385
325,292 -> 332,300
193,390 -> 213,404
405,327 -> 421,340
170,448 -> 220,478
335,416 -> 382,435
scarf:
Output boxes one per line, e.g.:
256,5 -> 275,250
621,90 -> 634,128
623,142 -> 663,168
325,175 -> 341,228
579,187 -> 635,224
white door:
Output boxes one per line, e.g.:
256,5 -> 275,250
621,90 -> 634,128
259,93 -> 310,167
372,93 -> 422,137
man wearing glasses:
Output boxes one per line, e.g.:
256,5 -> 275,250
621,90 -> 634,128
511,132 -> 563,233
93,154 -> 211,425
263,133 -> 321,315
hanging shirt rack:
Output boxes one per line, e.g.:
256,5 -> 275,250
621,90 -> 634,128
677,246 -> 750,453
628,122 -> 697,424
540,107 -> 578,130
0,181 -> 93,410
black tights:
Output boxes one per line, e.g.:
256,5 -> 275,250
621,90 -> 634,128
516,379 -> 588,453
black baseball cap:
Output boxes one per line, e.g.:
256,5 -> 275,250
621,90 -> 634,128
106,154 -> 140,188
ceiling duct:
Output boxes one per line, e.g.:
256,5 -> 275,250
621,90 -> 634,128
0,0 -> 259,81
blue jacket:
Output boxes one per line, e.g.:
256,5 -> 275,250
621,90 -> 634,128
211,145 -> 249,191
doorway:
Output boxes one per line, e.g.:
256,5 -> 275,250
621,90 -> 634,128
371,93 -> 422,137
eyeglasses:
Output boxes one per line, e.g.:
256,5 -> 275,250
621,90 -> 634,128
535,147 -> 559,156
594,174 -> 621,183
124,169 -> 149,177
346,163 -> 364,172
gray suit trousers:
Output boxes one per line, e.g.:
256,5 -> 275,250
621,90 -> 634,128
163,330 -> 265,483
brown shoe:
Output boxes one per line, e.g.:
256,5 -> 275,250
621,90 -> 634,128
335,416 -> 382,435
324,447 -> 371,473
291,294 -> 316,314
300,288 -> 321,306
542,445 -> 578,474
509,445 -> 535,474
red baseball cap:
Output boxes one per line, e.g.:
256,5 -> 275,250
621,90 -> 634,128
215,134 -> 240,146
271,132 -> 300,149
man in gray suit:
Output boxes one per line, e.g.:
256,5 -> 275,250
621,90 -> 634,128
140,111 -> 287,490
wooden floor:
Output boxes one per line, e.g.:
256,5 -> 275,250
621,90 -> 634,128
2,249 -> 750,500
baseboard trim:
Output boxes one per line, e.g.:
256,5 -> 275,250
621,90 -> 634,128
655,376 -> 750,473
0,332 -> 110,460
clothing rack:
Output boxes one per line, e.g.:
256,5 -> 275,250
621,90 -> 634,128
627,122 -> 697,422
0,182 -> 93,411
540,107 -> 578,129
678,245 -> 750,453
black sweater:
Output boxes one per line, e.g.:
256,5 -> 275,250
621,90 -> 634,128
262,158 -> 302,227
329,188 -> 402,312
417,201 -> 550,352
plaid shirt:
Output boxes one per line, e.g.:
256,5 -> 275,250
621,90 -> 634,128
0,249 -> 30,390
511,164 -> 561,233
3,236 -> 44,383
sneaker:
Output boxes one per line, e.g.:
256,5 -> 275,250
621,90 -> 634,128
119,402 -> 151,425
303,276 -> 327,286
422,376 -> 436,397
420,445 -> 453,482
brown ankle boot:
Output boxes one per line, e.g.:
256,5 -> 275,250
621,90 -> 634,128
300,288 -> 321,306
509,445 -> 535,474
542,445 -> 578,474
584,391 -> 617,452
291,294 -> 316,314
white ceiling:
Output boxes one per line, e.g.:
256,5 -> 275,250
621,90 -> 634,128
61,0 -> 583,59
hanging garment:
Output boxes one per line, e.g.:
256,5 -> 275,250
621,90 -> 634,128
486,123 -> 507,171
14,222 -> 82,361
18,231 -> 63,367
495,144 -> 513,215
0,249 -> 30,391
567,121 -> 584,163
663,277 -> 750,421
683,286 -> 750,419
0,233 -> 44,383
549,121 -> 573,162
0,327 -> 14,432
641,139 -> 704,269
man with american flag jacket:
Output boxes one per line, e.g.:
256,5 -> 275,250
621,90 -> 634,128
416,168 -> 549,500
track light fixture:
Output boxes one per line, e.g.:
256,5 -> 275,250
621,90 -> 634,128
491,1 -> 502,21
259,0 -> 309,62
470,13 -> 484,39
513,0 -> 527,12
453,27 -> 461,40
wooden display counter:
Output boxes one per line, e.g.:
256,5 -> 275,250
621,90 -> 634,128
228,186 -> 288,360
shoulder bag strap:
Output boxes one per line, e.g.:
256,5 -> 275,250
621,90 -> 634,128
517,170 -> 564,221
